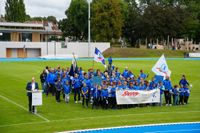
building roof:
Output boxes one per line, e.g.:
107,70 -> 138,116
0,22 -> 43,28
0,21 -> 62,35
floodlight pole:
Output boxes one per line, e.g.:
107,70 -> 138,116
88,0 -> 91,58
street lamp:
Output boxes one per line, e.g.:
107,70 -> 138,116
88,0 -> 91,57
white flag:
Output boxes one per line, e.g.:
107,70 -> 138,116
152,54 -> 171,77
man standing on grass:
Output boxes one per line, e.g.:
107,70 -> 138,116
26,77 -> 39,113
163,76 -> 172,106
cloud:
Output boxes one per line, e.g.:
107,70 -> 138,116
0,0 -> 72,20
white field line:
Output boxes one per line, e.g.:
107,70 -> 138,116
57,122 -> 200,133
0,110 -> 200,128
0,94 -> 50,122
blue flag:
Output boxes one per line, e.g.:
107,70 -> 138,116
94,47 -> 106,67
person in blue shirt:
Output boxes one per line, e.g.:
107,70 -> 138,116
179,85 -> 185,105
81,83 -> 89,108
108,56 -> 113,66
115,67 -> 121,78
163,76 -> 172,106
46,69 -> 56,96
40,70 -> 47,94
83,73 -> 92,100
107,82 -> 112,108
133,82 -> 140,90
123,81 -> 129,89
140,70 -> 148,79
63,81 -> 71,103
122,67 -> 129,79
157,81 -> 165,106
139,82 -> 147,90
101,85 -> 109,109
116,81 -> 124,90
55,77 -> 62,102
129,82 -> 134,90
92,85 -> 101,109
72,74 -> 81,103
184,85 -> 190,104
179,75 -> 189,87
172,85 -> 179,106
149,77 -> 157,90
110,83 -> 117,109
61,74 -> 70,99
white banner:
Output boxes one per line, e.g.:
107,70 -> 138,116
32,91 -> 42,106
116,89 -> 160,105
189,53 -> 200,57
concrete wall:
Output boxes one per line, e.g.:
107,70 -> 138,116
0,41 -> 110,58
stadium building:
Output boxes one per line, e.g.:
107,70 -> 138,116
0,21 -> 62,58
0,21 -> 110,58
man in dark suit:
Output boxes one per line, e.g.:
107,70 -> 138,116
26,77 -> 39,113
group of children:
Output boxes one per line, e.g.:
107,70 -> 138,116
40,65 -> 191,109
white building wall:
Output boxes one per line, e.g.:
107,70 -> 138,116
0,41 -> 110,58
27,49 -> 41,57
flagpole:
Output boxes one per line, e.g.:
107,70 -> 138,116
88,0 -> 91,57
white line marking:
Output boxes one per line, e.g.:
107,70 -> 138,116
57,122 -> 200,133
0,94 -> 50,122
0,110 -> 199,128
0,121 -> 47,128
145,129 -> 200,133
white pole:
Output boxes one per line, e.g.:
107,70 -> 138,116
88,0 -> 91,57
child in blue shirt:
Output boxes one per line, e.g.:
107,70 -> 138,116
101,85 -> 109,109
63,81 -> 71,103
157,82 -> 165,106
179,85 -> 185,105
172,85 -> 179,106
133,82 -> 140,90
81,83 -> 89,108
110,83 -> 117,109
91,85 -> 101,109
184,86 -> 190,104
179,75 -> 189,87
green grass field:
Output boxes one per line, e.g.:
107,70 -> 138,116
0,59 -> 200,133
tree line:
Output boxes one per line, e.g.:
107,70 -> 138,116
59,0 -> 200,46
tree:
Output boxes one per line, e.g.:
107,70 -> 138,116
47,16 -> 57,24
91,0 -> 123,42
59,0 -> 88,41
5,0 -> 26,22
122,0 -> 141,46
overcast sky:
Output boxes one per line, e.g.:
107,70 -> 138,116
0,0 -> 72,20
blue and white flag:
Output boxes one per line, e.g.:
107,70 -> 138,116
152,54 -> 171,77
94,47 -> 106,67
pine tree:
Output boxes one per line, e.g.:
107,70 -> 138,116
5,0 -> 26,22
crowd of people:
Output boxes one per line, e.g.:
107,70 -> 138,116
39,63 -> 191,109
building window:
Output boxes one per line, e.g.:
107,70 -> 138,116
22,33 -> 32,42
0,32 -> 11,41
